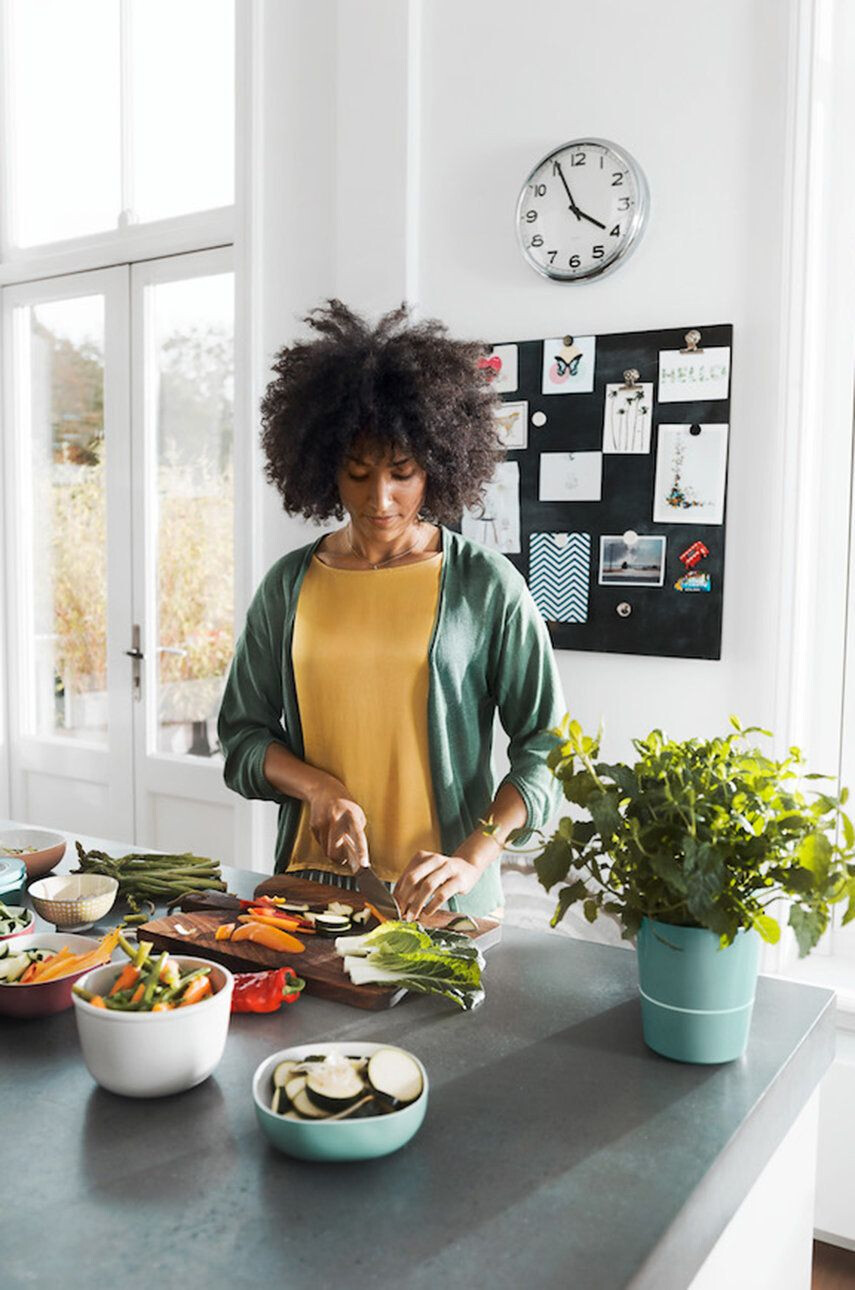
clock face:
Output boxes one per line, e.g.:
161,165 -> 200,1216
516,138 -> 649,282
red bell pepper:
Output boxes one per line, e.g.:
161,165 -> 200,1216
230,966 -> 305,1013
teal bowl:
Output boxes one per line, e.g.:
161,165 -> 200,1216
252,1041 -> 428,1162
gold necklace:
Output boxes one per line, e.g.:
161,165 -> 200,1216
346,521 -> 428,570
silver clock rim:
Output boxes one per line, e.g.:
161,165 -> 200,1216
515,136 -> 650,283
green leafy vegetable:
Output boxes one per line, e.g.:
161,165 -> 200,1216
336,920 -> 485,1010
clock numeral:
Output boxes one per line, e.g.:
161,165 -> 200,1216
569,254 -> 582,269
609,224 -> 621,237
617,196 -> 633,211
547,250 -> 558,263
611,171 -> 625,186
592,245 -> 605,260
571,152 -> 586,166
524,210 -> 538,223
531,182 -> 547,196
530,234 -> 544,248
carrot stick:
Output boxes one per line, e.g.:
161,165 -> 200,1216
109,963 -> 140,996
178,976 -> 212,1006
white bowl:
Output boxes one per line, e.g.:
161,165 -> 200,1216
0,828 -> 67,880
72,955 -> 233,1098
29,873 -> 118,931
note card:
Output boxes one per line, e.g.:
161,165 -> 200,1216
461,461 -> 521,553
530,533 -> 591,624
658,347 -> 730,402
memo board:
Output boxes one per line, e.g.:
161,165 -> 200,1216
462,323 -> 733,660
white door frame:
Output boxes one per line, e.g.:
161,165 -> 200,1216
129,246 -> 237,849
2,267 -> 135,839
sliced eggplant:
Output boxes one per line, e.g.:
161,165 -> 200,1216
326,901 -> 354,917
284,1075 -> 308,1104
314,913 -> 352,937
289,1086 -> 332,1119
305,1059 -> 366,1111
271,1085 -> 285,1115
367,1048 -> 424,1107
277,901 -> 310,913
272,1059 -> 300,1089
446,914 -> 478,932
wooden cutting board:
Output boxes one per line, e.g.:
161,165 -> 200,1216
136,876 -> 501,1011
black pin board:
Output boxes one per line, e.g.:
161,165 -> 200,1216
460,323 -> 733,660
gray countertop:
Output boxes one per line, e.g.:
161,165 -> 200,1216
3,834 -> 836,1290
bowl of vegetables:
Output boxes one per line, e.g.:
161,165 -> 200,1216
252,1042 -> 428,1162
72,943 -> 234,1098
0,828 -> 66,880
0,902 -> 35,941
0,930 -> 121,1018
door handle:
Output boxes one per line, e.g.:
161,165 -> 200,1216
125,626 -> 143,700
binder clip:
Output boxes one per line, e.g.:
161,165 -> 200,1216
681,329 -> 703,354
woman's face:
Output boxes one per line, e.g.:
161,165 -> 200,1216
337,441 -> 428,541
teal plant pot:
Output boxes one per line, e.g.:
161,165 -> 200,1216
636,917 -> 761,1064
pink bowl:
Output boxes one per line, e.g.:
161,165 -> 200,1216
0,908 -> 35,941
0,829 -> 67,881
0,932 -> 119,1019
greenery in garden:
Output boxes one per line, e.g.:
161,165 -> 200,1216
37,318 -> 233,731
532,715 -> 855,955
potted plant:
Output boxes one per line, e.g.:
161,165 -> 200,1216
530,715 -> 855,1063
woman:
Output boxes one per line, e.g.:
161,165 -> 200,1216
217,300 -> 565,920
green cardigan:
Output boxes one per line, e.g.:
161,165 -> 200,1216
216,526 -> 566,916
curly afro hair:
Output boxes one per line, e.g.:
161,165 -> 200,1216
259,299 -> 505,524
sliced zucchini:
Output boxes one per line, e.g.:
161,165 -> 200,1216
277,901 -> 310,913
288,1087 -> 331,1119
446,914 -> 478,932
284,1075 -> 308,1104
305,1059 -> 365,1111
271,1086 -> 285,1115
272,1059 -> 299,1089
367,1048 -> 424,1107
326,901 -> 354,917
314,914 -> 352,936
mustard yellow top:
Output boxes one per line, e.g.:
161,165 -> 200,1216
288,553 -> 444,881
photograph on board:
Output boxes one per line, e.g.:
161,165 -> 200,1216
599,534 -> 667,587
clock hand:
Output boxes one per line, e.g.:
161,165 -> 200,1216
554,160 -> 582,220
574,208 -> 607,231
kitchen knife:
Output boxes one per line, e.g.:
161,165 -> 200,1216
355,864 -> 402,921
343,833 -> 401,920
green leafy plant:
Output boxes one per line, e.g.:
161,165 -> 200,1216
532,715 -> 855,956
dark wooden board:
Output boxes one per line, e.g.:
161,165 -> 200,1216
138,876 -> 500,1011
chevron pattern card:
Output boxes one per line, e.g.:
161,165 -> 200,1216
529,533 -> 591,623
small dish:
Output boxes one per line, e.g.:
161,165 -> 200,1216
0,828 -> 67,881
0,905 -> 35,941
29,873 -> 118,931
73,956 -> 234,1097
0,931 -> 118,1019
252,1042 -> 428,1162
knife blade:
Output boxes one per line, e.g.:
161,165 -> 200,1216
354,864 -> 402,921
343,832 -> 401,920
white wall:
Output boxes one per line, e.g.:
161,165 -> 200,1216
251,0 -> 855,916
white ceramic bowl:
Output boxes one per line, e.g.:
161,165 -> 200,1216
0,828 -> 67,880
29,873 -> 118,931
252,1042 -> 429,1162
72,955 -> 233,1098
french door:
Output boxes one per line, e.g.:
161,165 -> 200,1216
2,247 -> 238,859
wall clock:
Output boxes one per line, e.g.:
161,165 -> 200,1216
516,137 -> 649,282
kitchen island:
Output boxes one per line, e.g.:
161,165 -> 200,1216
3,827 -> 835,1290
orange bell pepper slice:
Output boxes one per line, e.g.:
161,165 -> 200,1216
215,921 -> 236,941
230,922 -> 305,953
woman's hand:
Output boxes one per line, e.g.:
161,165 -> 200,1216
308,779 -> 369,872
393,851 -> 480,921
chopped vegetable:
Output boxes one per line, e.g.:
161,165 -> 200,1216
269,1048 -> 424,1120
230,923 -> 305,953
14,928 -> 122,986
215,922 -> 235,941
0,902 -> 33,937
231,967 -> 305,1013
71,935 -> 217,1012
334,921 -> 484,1010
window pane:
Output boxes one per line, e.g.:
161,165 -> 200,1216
8,1 -> 121,246
26,296 -> 108,743
131,0 -> 235,223
150,273 -> 234,758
